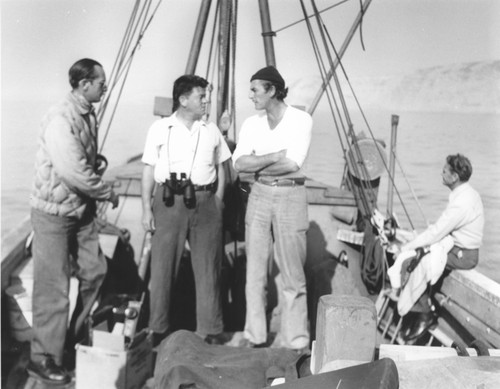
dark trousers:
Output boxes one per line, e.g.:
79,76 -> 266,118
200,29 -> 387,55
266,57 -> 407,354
412,246 -> 479,313
30,206 -> 107,364
149,189 -> 223,336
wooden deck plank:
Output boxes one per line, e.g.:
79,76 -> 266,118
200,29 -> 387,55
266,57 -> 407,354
395,356 -> 500,389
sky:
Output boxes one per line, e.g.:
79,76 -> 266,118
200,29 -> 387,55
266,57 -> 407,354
2,0 -> 500,108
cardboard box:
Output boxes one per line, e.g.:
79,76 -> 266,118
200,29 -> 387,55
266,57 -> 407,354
76,329 -> 153,389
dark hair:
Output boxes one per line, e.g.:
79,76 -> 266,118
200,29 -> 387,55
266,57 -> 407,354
69,58 -> 102,89
447,154 -> 472,182
262,81 -> 288,101
172,75 -> 209,112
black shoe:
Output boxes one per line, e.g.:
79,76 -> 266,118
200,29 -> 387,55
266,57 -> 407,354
27,357 -> 70,385
205,333 -> 228,345
401,312 -> 437,341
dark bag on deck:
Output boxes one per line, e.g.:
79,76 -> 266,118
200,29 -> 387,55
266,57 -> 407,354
154,330 -> 299,389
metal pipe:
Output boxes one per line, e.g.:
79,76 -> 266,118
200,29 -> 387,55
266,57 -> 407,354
308,0 -> 372,114
387,114 -> 399,217
258,0 -> 276,67
186,0 -> 213,74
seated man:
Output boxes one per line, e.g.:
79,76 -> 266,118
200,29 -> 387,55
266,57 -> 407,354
397,154 -> 484,341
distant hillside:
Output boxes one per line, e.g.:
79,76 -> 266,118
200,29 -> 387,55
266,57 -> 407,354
289,61 -> 500,114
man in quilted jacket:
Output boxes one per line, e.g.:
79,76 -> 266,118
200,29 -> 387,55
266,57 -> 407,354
28,58 -> 119,384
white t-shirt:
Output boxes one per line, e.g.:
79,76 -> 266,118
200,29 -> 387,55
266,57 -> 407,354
232,105 -> 312,177
142,113 -> 231,185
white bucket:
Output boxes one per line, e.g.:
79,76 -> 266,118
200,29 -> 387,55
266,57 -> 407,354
5,284 -> 33,342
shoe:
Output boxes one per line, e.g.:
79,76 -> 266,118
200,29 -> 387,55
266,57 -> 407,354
27,357 -> 70,385
401,312 -> 437,341
293,345 -> 310,355
237,337 -> 266,348
237,337 -> 255,348
204,333 -> 227,345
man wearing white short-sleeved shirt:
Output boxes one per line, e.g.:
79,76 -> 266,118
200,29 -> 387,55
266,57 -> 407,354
232,66 -> 312,351
141,75 -> 231,346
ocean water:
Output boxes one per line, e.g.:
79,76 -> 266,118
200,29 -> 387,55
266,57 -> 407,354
2,100 -> 499,282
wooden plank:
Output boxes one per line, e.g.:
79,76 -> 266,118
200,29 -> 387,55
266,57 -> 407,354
394,356 -> 500,389
379,344 -> 500,361
436,293 -> 500,348
440,270 -> 500,340
305,180 -> 357,206
446,270 -> 500,307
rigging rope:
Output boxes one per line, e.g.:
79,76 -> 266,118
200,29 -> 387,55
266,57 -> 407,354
93,0 -> 163,220
274,0 -> 349,34
299,0 -> 411,293
357,0 -> 366,51
304,0 -> 377,216
394,152 -> 430,227
97,0 -> 163,153
307,0 -> 422,232
324,21 -> 416,229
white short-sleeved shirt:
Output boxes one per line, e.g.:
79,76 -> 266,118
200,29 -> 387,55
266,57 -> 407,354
232,105 -> 312,177
142,113 -> 231,185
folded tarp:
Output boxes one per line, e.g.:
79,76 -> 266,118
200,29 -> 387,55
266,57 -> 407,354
154,330 -> 301,389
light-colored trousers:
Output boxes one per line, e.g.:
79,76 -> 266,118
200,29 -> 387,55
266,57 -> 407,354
243,182 -> 309,349
31,206 -> 107,365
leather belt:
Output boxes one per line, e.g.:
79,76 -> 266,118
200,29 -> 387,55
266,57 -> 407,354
256,176 -> 305,187
193,182 -> 216,192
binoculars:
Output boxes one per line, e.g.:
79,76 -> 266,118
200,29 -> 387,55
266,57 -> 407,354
163,172 -> 196,208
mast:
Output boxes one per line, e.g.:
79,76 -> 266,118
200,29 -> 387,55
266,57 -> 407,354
217,0 -> 232,121
308,0 -> 372,114
186,0 -> 212,74
258,0 -> 277,67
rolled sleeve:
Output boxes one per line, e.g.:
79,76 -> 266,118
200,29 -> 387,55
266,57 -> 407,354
215,129 -> 232,164
285,114 -> 312,168
231,123 -> 254,169
141,121 -> 163,166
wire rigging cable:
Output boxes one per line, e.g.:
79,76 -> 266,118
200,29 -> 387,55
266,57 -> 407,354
300,0 -> 376,216
94,0 -> 163,219
97,0 -> 163,153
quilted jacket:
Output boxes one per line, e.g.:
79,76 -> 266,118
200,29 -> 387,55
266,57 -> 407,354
30,92 -> 112,218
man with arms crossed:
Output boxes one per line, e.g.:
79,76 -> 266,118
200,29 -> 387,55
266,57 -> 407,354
232,66 -> 312,351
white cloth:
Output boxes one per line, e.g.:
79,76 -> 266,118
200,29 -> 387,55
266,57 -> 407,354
403,183 -> 484,251
231,105 -> 312,177
388,236 -> 454,316
142,113 -> 231,185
